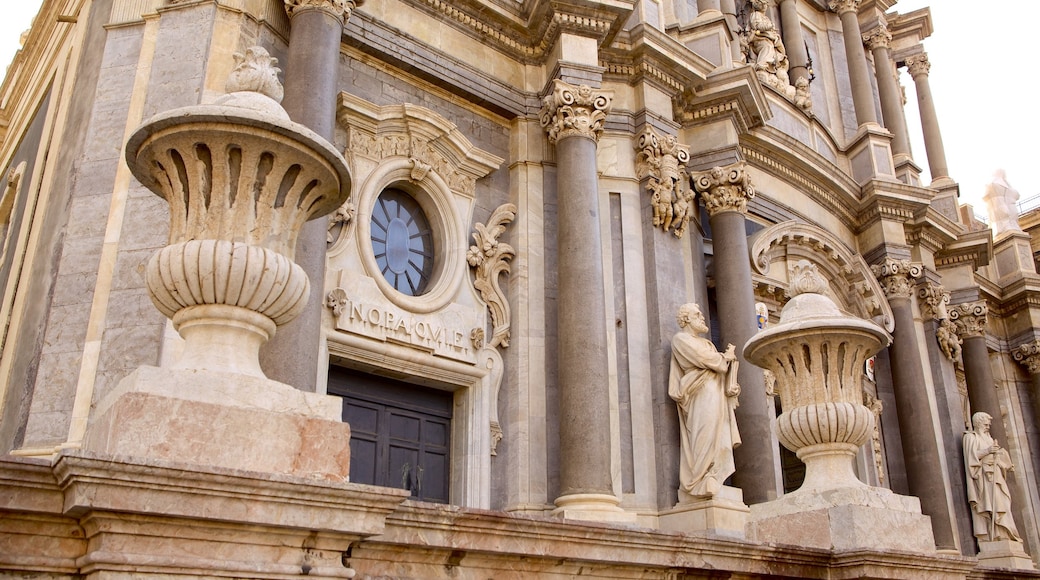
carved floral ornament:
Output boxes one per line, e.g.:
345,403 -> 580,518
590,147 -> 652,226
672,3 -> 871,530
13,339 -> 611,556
870,258 -> 922,300
1013,339 -> 1040,375
539,80 -> 613,144
862,25 -> 892,51
635,128 -> 694,238
467,203 -> 517,350
692,162 -> 755,217
949,301 -> 988,340
827,0 -> 860,15
905,54 -> 931,78
284,0 -> 364,21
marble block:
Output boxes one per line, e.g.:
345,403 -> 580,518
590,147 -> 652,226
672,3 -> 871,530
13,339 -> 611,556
977,539 -> 1037,571
747,485 -> 936,553
658,485 -> 749,538
552,493 -> 639,524
83,365 -> 351,481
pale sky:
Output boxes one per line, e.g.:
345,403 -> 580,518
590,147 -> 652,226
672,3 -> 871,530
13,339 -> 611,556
0,1 -> 1034,213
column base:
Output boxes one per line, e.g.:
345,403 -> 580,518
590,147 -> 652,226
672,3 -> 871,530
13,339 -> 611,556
552,493 -> 638,524
977,539 -> 1037,570
82,365 -> 351,481
747,485 -> 935,552
658,485 -> 748,538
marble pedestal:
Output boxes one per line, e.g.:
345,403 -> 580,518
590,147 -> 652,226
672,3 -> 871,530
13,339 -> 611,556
83,365 -> 353,481
747,485 -> 936,552
658,485 -> 749,538
977,539 -> 1037,570
552,493 -> 639,524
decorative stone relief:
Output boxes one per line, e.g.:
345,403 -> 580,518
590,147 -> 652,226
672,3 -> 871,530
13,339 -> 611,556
539,79 -> 613,144
741,0 -> 795,99
863,389 -> 885,485
1013,339 -> 1040,375
326,201 -> 355,244
467,204 -> 517,350
950,301 -> 988,340
794,77 -> 812,113
905,53 -> 931,79
862,25 -> 892,53
870,258 -> 922,300
918,283 -> 962,364
692,163 -> 755,217
326,288 -> 349,318
635,128 -> 693,238
827,0 -> 860,15
956,370 -> 971,429
964,411 -> 1022,542
284,0 -> 363,21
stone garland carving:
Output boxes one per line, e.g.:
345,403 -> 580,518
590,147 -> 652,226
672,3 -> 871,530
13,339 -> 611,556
1013,339 -> 1040,375
692,163 -> 755,217
870,258 -> 922,300
741,0 -> 796,99
949,301 -> 988,340
918,283 -> 962,364
635,128 -> 694,238
467,203 -> 518,350
863,389 -> 886,485
539,79 -> 613,144
284,0 -> 364,21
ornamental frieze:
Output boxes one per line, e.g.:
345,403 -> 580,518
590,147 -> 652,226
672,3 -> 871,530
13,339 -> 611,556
539,80 -> 613,144
870,258 -> 922,300
635,128 -> 693,238
346,132 -> 478,195
692,163 -> 755,217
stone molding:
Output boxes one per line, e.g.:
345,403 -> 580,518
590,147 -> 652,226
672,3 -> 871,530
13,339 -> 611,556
467,203 -> 517,350
284,0 -> 363,22
1013,339 -> 1040,375
539,80 -> 613,144
635,127 -> 693,238
870,258 -> 922,300
905,53 -> 931,78
827,0 -> 860,14
692,163 -> 755,217
949,301 -> 988,340
862,25 -> 892,51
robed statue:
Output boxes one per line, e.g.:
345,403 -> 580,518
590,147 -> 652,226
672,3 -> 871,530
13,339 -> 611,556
669,302 -> 741,500
964,412 -> 1021,542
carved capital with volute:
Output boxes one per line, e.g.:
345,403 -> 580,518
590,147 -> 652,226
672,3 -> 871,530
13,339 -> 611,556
692,162 -> 755,217
905,54 -> 931,79
949,301 -> 988,340
870,258 -> 921,300
862,25 -> 892,51
539,79 -> 613,144
635,127 -> 693,237
917,282 -> 950,321
1013,339 -> 1040,375
827,0 -> 860,15
284,0 -> 364,22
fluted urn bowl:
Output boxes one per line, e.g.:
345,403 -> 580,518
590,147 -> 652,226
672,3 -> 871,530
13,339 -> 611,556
125,95 -> 350,378
744,273 -> 890,493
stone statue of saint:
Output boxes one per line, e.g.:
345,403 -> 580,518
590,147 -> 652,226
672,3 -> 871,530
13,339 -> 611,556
964,412 -> 1021,542
669,303 -> 741,500
982,169 -> 1021,235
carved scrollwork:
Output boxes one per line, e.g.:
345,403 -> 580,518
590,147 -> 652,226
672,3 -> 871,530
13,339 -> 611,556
284,0 -> 363,21
1013,339 -> 1040,375
539,80 -> 613,144
325,288 -> 349,318
326,201 -> 355,244
827,0 -> 860,14
949,301 -> 988,340
635,127 -> 693,238
870,258 -> 922,300
468,204 -> 517,349
692,162 -> 755,217
905,54 -> 931,79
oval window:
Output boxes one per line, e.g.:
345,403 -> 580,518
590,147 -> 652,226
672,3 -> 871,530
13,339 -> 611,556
371,188 -> 434,296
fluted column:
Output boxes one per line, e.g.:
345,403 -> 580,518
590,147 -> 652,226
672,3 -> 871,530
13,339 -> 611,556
950,302 -> 1007,446
872,258 -> 957,550
777,0 -> 809,85
693,163 -> 778,504
1013,340 -> 1040,443
261,0 -> 361,390
540,80 -> 629,520
829,0 -> 878,127
864,25 -> 910,158
906,54 -> 950,182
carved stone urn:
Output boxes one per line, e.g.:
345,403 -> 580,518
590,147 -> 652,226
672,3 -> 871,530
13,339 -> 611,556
744,261 -> 890,493
125,47 -> 350,378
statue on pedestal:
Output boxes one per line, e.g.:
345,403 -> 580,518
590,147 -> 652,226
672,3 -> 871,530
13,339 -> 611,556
669,303 -> 741,500
983,169 -> 1022,236
964,412 -> 1021,542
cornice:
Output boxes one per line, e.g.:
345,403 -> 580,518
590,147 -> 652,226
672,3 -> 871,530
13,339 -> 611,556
886,7 -> 933,55
935,228 -> 992,271
600,24 -> 714,99
674,66 -> 771,134
856,180 -> 933,233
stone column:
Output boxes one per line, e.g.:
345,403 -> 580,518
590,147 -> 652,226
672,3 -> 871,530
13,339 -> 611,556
777,0 -> 809,85
828,0 -> 879,127
698,0 -> 721,13
872,258 -> 957,550
950,302 -> 1007,445
864,25 -> 911,158
262,0 -> 362,390
1013,339 -> 1040,445
540,80 -> 631,522
693,163 -> 779,505
905,54 -> 950,182
720,0 -> 743,62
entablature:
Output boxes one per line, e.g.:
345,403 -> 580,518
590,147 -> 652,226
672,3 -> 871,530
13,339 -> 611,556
935,228 -> 992,271
674,66 -> 770,134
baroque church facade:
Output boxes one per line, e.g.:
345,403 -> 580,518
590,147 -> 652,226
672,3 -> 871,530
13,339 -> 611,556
3,0 -> 1040,577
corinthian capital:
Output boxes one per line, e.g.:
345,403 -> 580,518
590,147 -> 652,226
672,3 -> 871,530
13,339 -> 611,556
905,54 -> 931,78
949,301 -> 988,339
862,26 -> 892,51
539,80 -> 613,144
828,0 -> 860,14
870,258 -> 922,300
917,282 -> 950,321
692,163 -> 755,217
284,0 -> 364,22
1013,339 -> 1040,375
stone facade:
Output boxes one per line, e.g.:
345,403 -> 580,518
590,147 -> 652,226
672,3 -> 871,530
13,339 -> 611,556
2,0 -> 1040,577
